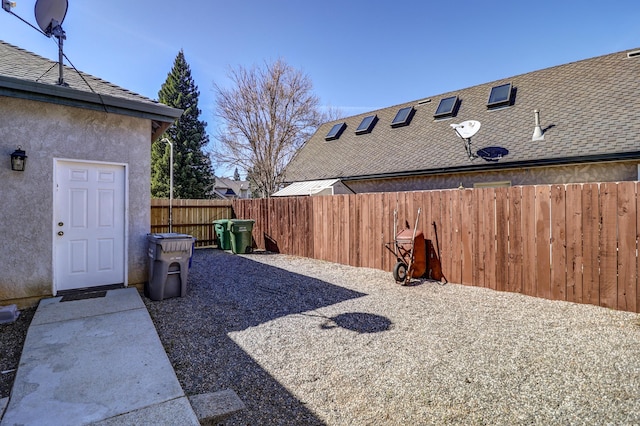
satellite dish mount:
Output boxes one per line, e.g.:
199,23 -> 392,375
34,0 -> 69,85
450,120 -> 481,160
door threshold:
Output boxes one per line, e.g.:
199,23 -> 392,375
58,284 -> 125,302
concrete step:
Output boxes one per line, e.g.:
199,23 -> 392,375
188,389 -> 246,425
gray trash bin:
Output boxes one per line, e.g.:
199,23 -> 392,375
146,233 -> 194,301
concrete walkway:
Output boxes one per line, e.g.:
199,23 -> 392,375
0,288 -> 199,425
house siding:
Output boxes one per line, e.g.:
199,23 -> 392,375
0,96 -> 151,305
345,161 -> 639,193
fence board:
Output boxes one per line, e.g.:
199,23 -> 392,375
617,181 -> 636,312
440,191 -> 453,282
484,188 -> 497,290
380,193 -> 389,271
565,184 -> 583,303
521,186 -> 537,297
342,195 -> 351,266
507,186 -> 523,293
582,183 -> 600,306
260,198 -> 270,250
312,197 -> 323,259
324,196 -> 333,262
280,198 -> 288,253
291,197 -> 299,255
371,193 -> 383,270
326,196 -> 335,263
495,187 -> 509,292
349,195 -> 360,267
551,185 -> 567,301
361,194 -> 371,268
461,189 -> 474,285
450,190 -> 462,284
339,195 -> 348,265
420,191 -> 433,246
535,186 -> 551,299
600,183 -> 618,309
472,188 -> 485,287
430,191 -> 445,282
335,196 -> 343,264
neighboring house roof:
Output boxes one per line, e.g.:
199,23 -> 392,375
0,40 -> 182,139
272,179 -> 343,197
285,47 -> 640,183
213,177 -> 250,199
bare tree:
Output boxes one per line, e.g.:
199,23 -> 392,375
214,59 -> 327,197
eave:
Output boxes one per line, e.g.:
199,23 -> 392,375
289,151 -> 640,183
0,75 -> 182,141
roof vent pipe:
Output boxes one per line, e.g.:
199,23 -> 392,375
532,109 -> 544,141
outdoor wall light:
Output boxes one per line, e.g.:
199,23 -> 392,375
10,146 -> 27,171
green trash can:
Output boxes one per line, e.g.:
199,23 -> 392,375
228,219 -> 255,254
213,219 -> 231,250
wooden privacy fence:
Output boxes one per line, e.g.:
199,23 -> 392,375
150,199 -> 233,247
233,182 -> 640,313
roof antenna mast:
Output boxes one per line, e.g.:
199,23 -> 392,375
35,0 -> 69,86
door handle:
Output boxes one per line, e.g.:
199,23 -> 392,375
58,231 -> 64,236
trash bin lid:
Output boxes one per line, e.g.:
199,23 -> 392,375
148,232 -> 192,241
147,233 -> 194,252
228,219 -> 255,231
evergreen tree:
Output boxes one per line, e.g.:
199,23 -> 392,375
151,50 -> 214,198
233,167 -> 241,181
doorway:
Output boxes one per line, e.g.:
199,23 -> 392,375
53,160 -> 126,293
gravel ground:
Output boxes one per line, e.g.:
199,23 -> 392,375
144,248 -> 640,425
0,306 -> 35,399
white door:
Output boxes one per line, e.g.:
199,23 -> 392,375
54,160 -> 126,292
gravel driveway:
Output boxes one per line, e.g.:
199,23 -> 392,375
144,248 -> 640,425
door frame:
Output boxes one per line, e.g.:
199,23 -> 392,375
52,158 -> 129,295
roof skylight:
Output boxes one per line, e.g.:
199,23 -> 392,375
355,115 -> 378,135
390,106 -> 415,128
487,83 -> 512,108
325,122 -> 346,141
434,96 -> 458,118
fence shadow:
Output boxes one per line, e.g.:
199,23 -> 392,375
145,248 -> 369,425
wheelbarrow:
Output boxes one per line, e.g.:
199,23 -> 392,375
384,208 -> 427,285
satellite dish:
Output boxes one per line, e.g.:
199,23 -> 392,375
477,146 -> 509,162
450,120 -> 481,139
34,0 -> 68,36
450,120 -> 482,160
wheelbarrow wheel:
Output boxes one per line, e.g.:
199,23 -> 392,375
393,262 -> 408,283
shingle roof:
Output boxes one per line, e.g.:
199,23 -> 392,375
214,177 -> 250,197
0,40 -> 181,133
285,48 -> 640,182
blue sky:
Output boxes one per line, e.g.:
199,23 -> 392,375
2,1 -> 639,176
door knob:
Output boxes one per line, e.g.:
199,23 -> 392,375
58,231 -> 64,236
58,222 -> 64,227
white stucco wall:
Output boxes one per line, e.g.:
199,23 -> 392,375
0,96 -> 151,305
